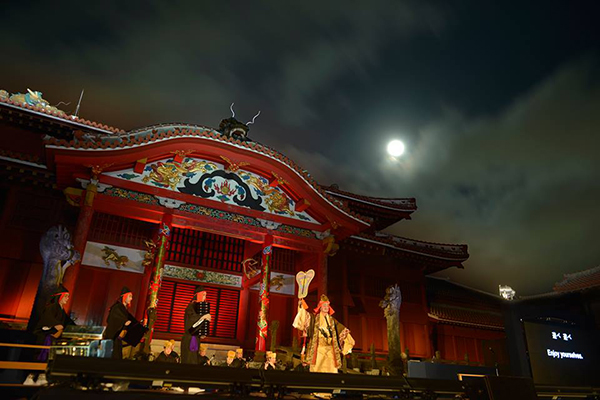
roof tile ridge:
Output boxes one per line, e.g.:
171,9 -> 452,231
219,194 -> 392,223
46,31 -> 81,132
367,231 -> 469,250
0,96 -> 125,134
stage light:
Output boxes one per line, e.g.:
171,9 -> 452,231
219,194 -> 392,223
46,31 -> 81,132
499,285 -> 516,300
387,140 -> 405,157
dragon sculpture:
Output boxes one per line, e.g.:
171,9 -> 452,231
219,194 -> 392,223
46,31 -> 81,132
218,103 -> 260,141
379,284 -> 403,376
28,226 -> 80,331
101,246 -> 129,269
2,88 -> 67,116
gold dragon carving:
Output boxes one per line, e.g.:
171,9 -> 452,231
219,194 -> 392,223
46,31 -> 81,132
142,158 -> 218,190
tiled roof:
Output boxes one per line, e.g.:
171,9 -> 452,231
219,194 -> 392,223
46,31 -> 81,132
0,149 -> 45,168
428,303 -> 505,330
0,96 -> 124,134
350,232 -> 469,261
323,185 -> 417,212
43,123 -> 372,226
553,265 -> 600,293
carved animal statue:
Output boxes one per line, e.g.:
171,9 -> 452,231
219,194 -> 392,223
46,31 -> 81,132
379,284 -> 403,376
101,246 -> 129,269
8,89 -> 67,116
218,103 -> 260,141
28,226 -> 80,331
10,89 -> 49,107
142,240 -> 157,268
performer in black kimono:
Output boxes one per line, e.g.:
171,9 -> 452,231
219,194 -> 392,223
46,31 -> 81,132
198,343 -> 211,366
155,339 -> 180,363
264,351 -> 277,370
181,285 -> 211,364
33,285 -> 75,361
103,286 -> 138,359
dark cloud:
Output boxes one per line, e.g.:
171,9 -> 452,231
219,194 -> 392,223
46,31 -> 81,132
2,1 -> 599,295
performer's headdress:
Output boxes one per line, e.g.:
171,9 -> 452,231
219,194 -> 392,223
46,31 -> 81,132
236,348 -> 243,356
227,350 -> 236,358
119,286 -> 132,306
164,339 -> 175,348
49,284 -> 69,304
314,294 -> 335,315
266,351 -> 276,359
200,343 -> 208,351
194,285 -> 206,294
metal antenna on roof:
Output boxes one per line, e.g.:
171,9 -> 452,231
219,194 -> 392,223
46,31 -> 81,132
230,102 -> 235,118
246,111 -> 261,125
74,89 -> 85,117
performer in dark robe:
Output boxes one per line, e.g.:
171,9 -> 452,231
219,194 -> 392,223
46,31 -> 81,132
33,285 -> 75,361
103,286 -> 138,359
229,348 -> 246,368
181,285 -> 211,364
155,339 -> 180,363
198,343 -> 211,366
264,351 -> 277,370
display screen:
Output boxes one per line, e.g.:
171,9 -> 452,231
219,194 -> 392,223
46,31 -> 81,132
523,321 -> 599,386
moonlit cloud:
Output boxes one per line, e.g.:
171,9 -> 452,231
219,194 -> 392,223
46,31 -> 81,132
1,1 -> 598,295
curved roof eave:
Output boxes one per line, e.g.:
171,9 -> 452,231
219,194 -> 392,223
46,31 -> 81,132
45,127 -> 371,228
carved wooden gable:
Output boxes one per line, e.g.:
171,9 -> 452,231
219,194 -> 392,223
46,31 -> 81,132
105,156 -> 318,224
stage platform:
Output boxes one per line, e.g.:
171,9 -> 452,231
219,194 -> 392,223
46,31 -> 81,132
0,356 -> 598,399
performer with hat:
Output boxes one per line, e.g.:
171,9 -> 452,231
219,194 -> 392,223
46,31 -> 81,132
264,351 -> 277,370
181,285 -> 211,364
103,286 -> 140,359
33,285 -> 75,360
226,350 -> 236,366
229,348 -> 246,368
292,294 -> 355,373
198,343 -> 211,366
155,339 -> 180,363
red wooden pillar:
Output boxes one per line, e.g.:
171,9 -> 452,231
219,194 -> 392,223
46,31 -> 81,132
148,215 -> 172,309
237,284 -> 250,345
63,183 -> 97,313
143,213 -> 172,351
255,234 -> 273,351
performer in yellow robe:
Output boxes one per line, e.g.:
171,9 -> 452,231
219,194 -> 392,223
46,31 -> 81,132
293,295 -> 355,373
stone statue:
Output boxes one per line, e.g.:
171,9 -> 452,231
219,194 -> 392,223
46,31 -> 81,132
28,226 -> 80,331
379,284 -> 403,376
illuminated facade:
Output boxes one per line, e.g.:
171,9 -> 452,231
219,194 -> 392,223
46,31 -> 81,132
0,90 -> 507,368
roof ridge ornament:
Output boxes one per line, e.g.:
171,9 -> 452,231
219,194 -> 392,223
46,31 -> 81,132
219,103 -> 260,142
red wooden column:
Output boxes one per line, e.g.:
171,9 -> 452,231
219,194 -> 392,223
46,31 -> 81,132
63,182 -> 97,312
146,214 -> 172,325
237,284 -> 250,345
255,234 -> 273,351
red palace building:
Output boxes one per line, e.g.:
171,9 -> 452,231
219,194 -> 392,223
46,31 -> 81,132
0,90 -> 507,369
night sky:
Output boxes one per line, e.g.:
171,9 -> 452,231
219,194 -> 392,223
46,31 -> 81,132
2,1 -> 599,296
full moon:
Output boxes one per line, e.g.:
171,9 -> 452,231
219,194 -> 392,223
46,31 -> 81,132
387,140 -> 405,157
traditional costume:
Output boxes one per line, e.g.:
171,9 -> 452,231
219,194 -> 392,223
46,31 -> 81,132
103,286 -> 138,359
264,351 -> 277,370
292,295 -> 355,373
181,285 -> 211,364
33,285 -> 75,361
198,343 -> 211,366
155,339 -> 180,363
